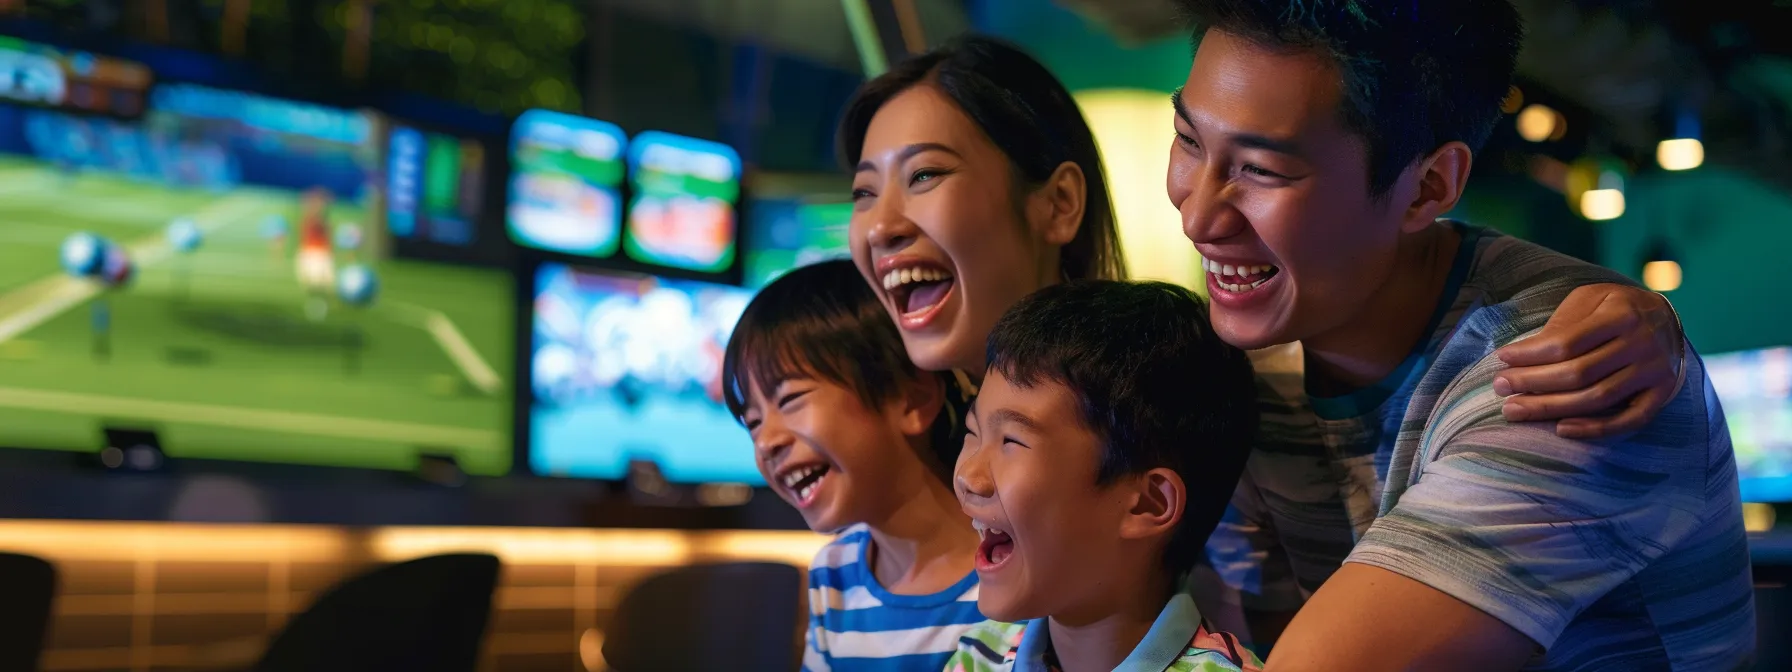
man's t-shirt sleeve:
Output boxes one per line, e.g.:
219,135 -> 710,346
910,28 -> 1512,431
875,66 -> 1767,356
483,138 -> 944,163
1202,466 -> 1306,615
1343,329 -> 1714,648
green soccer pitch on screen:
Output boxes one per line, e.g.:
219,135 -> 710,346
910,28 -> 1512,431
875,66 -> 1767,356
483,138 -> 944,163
0,84 -> 514,476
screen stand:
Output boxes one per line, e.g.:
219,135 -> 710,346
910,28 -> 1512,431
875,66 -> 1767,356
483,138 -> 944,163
85,427 -> 165,472
414,452 -> 467,487
625,459 -> 696,507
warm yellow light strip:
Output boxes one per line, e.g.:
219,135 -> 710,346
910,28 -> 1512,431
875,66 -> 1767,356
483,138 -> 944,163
0,520 -> 831,568
368,527 -> 829,566
692,530 -> 831,567
367,527 -> 694,566
0,520 -> 351,563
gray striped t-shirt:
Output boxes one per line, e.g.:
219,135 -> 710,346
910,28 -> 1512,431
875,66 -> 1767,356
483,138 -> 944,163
1198,223 -> 1755,670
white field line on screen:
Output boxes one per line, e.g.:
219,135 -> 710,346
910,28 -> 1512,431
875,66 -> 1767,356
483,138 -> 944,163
0,386 -> 503,450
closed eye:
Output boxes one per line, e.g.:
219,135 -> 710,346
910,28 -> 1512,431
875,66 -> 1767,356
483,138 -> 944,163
1242,164 -> 1287,179
1175,132 -> 1197,147
776,389 -> 809,409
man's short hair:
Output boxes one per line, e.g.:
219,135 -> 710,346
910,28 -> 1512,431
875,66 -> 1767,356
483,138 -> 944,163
1182,0 -> 1525,197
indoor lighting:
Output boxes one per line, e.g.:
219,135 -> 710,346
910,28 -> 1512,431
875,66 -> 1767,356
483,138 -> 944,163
1744,503 -> 1777,533
1656,138 -> 1704,171
692,530 -> 830,567
1500,85 -> 1524,115
1642,261 -> 1683,292
1075,89 -> 1204,293
367,527 -> 693,566
0,520 -> 351,562
1579,188 -> 1626,221
1640,238 -> 1682,292
1516,104 -> 1560,142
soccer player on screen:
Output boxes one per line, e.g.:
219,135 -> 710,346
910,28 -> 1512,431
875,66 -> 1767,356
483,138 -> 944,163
295,188 -> 336,320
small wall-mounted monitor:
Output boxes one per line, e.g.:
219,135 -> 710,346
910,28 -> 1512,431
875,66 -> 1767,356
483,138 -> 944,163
0,37 -> 154,118
743,199 -> 851,289
506,109 -> 627,257
1707,346 -> 1792,502
387,124 -> 486,248
622,131 -> 742,275
526,261 -> 759,484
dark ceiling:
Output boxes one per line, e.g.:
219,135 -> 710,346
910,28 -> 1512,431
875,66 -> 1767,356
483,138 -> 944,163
1060,0 -> 1792,189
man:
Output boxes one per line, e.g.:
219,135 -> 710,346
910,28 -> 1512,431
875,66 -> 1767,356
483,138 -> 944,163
1168,1 -> 1754,670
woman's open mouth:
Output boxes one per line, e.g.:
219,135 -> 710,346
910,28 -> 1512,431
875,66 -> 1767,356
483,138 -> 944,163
881,263 -> 956,330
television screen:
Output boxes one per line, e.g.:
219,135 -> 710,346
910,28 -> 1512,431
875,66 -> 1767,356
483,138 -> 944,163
0,37 -> 153,117
622,131 -> 741,274
743,199 -> 851,289
527,262 -> 759,484
1707,346 -> 1792,503
506,109 -> 627,257
0,84 -> 513,475
386,124 -> 487,248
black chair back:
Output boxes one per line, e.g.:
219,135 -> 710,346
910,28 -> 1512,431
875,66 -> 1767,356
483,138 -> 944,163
602,561 -> 804,672
0,553 -> 56,672
254,553 -> 501,672
1756,563 -> 1791,672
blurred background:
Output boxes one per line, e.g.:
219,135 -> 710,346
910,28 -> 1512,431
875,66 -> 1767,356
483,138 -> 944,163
0,0 -> 1787,670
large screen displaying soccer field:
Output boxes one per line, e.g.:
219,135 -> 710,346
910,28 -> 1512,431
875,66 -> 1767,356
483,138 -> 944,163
0,84 -> 514,476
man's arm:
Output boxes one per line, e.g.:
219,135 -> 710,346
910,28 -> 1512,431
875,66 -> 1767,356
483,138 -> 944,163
1263,344 -> 1711,671
1264,564 -> 1536,672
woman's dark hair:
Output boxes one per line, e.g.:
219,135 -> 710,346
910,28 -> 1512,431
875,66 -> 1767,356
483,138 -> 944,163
721,259 -> 960,481
838,35 -> 1127,282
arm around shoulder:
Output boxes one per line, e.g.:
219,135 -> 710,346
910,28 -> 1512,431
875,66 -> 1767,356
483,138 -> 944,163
1268,380 -> 1714,671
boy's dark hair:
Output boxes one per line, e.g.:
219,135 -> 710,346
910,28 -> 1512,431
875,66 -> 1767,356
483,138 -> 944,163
1180,0 -> 1524,198
838,34 -> 1126,282
986,280 -> 1257,577
722,259 -> 958,479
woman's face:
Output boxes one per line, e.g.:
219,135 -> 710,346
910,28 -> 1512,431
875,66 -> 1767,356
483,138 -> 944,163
849,85 -> 1065,374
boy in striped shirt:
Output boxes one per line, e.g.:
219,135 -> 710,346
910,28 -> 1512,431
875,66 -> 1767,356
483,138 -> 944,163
723,260 -> 984,672
947,281 -> 1262,672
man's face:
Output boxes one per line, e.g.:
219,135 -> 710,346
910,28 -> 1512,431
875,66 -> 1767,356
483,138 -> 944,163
954,371 -> 1133,624
1167,30 -> 1412,350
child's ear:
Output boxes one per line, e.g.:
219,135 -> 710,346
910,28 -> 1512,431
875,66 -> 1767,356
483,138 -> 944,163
893,372 -> 946,438
1118,467 -> 1185,541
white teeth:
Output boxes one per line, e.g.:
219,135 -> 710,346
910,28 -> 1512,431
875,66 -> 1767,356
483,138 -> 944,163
970,521 -> 1008,539
880,267 -> 955,291
782,465 -> 826,491
1203,259 -> 1278,283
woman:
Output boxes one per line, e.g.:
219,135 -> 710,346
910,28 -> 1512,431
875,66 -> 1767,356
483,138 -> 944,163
838,35 -> 1680,434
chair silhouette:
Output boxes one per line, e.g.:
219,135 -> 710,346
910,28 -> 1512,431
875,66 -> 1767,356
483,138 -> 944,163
0,553 -> 56,672
602,562 -> 804,672
253,553 -> 501,672
1757,563 -> 1792,672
